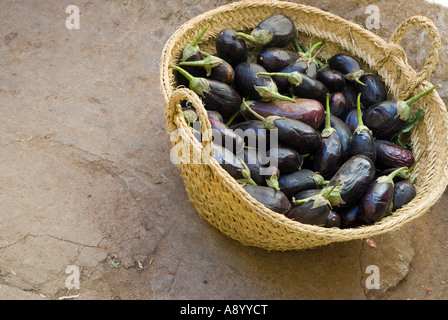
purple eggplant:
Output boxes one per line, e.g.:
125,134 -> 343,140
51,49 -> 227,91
244,185 -> 292,214
392,180 -> 416,211
325,211 -> 341,228
348,93 -> 377,162
234,62 -> 294,102
235,14 -> 297,48
278,169 -> 326,199
266,146 -> 303,174
242,147 -> 266,186
170,65 -> 241,120
216,28 -> 247,67
313,94 -> 344,178
344,107 -> 364,134
343,84 -> 358,109
316,67 -> 346,92
356,73 -> 387,108
179,54 -> 235,84
231,120 -> 270,150
207,110 -> 224,123
363,84 -> 439,139
329,92 -> 348,119
375,140 -> 416,170
260,165 -> 281,191
328,53 -> 366,86
328,115 -> 352,161
359,167 -> 408,224
209,118 -> 245,155
337,205 -> 362,229
257,47 -> 299,72
213,143 -> 256,185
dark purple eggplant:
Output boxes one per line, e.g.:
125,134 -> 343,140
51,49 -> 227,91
258,71 -> 329,105
363,84 -> 439,139
392,180 -> 416,211
266,146 -> 303,174
375,140 -> 415,170
316,67 -> 346,92
213,143 -> 255,185
356,73 -> 387,108
240,98 -> 325,130
359,167 -> 408,224
348,93 -> 377,162
260,165 -> 281,191
234,62 -> 294,102
170,65 -> 241,120
343,84 -> 358,109
209,118 -> 245,155
241,100 -> 322,154
231,120 -> 270,150
327,155 -> 376,207
235,14 -> 297,48
329,92 -> 348,119
257,47 -> 299,72
207,110 -> 224,122
328,115 -> 352,161
328,53 -> 366,86
244,185 -> 292,214
337,205 -> 362,229
293,189 -> 321,201
179,54 -> 235,84
273,61 -> 316,92
242,147 -> 266,186
278,169 -> 326,198
344,107 -> 364,134
216,28 -> 247,67
380,156 -> 420,182
325,211 -> 341,228
313,94 -> 344,178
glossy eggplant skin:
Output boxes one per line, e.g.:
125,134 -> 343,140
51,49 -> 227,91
327,155 -> 376,207
337,205 -> 362,229
325,211 -> 341,228
343,84 -> 358,109
244,185 -> 292,214
216,28 -> 247,67
286,199 -> 331,226
316,67 -> 346,92
208,60 -> 235,84
176,51 -> 207,87
349,130 -> 377,163
207,110 -> 224,123
328,53 -> 363,76
293,189 -> 321,201
356,74 -> 387,108
272,118 -> 322,154
278,169 -> 324,198
362,101 -> 405,139
344,108 -> 363,133
241,99 -> 325,130
267,146 -> 303,174
329,115 -> 352,160
292,73 -> 329,105
257,48 -> 299,72
359,180 -> 394,224
392,180 -> 416,211
329,92 -> 348,119
203,80 -> 242,120
255,14 -> 297,48
231,120 -> 270,150
242,148 -> 266,186
273,61 -> 318,93
209,118 -> 245,155
313,132 -> 343,179
375,140 -> 415,170
212,143 -> 246,180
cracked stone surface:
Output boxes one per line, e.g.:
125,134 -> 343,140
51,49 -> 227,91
0,0 -> 447,300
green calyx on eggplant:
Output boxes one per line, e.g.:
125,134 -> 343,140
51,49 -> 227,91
392,180 -> 416,211
241,147 -> 267,187
359,167 -> 408,224
260,165 -> 281,191
216,28 -> 247,67
313,94 -> 344,178
240,99 -> 322,154
344,107 -> 364,134
278,169 -> 326,199
234,62 -> 295,103
243,184 -> 291,214
239,98 -> 324,130
348,93 -> 377,162
327,155 -> 376,207
169,65 -> 241,119
181,19 -> 212,62
380,155 -> 421,183
328,53 -> 366,86
235,14 -> 297,48
179,54 -> 235,84
356,74 -> 387,108
363,84 -> 440,140
257,71 -> 329,105
316,67 -> 346,93
375,139 -> 416,170
257,47 -> 299,72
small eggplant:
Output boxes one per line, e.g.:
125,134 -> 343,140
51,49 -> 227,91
257,47 -> 299,72
278,169 -> 326,198
242,147 -> 266,186
328,53 -> 366,86
356,74 -> 387,108
392,180 -> 416,211
325,211 -> 341,228
363,84 -> 440,139
235,14 -> 297,48
241,100 -> 322,154
234,62 -> 295,102
313,94 -> 344,178
170,65 -> 241,120
359,167 -> 408,224
328,115 -> 352,160
209,118 -> 245,155
216,28 -> 247,67
327,155 -> 376,207
231,120 -> 270,150
213,143 -> 255,185
328,92 -> 348,119
375,140 -> 415,170
240,98 -> 325,130
260,165 -> 281,191
344,107 -> 364,134
244,185 -> 292,214
179,54 -> 235,84
258,71 -> 329,105
266,146 -> 303,174
337,205 -> 362,229
272,61 -> 317,92
348,93 -> 377,162
316,67 -> 346,92
342,84 -> 358,109
293,189 -> 321,201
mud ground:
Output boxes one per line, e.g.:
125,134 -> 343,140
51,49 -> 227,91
0,0 -> 447,300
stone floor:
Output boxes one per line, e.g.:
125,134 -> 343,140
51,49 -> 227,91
0,0 -> 447,300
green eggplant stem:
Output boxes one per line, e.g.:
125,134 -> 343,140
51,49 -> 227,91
405,84 -> 441,106
388,167 -> 409,180
169,65 -> 193,82
322,93 -> 336,137
191,19 -> 212,47
257,72 -> 303,87
294,40 -> 304,53
226,110 -> 240,127
308,41 -> 324,57
240,99 -> 266,122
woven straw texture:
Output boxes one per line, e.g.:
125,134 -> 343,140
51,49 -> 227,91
160,0 -> 448,250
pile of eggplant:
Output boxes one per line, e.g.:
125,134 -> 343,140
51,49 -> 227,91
170,15 -> 440,229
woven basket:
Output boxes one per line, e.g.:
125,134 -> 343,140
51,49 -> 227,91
160,0 -> 448,250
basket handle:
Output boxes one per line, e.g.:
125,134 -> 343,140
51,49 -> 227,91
389,15 -> 441,86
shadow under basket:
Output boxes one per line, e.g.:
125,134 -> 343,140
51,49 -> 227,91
160,0 -> 448,250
